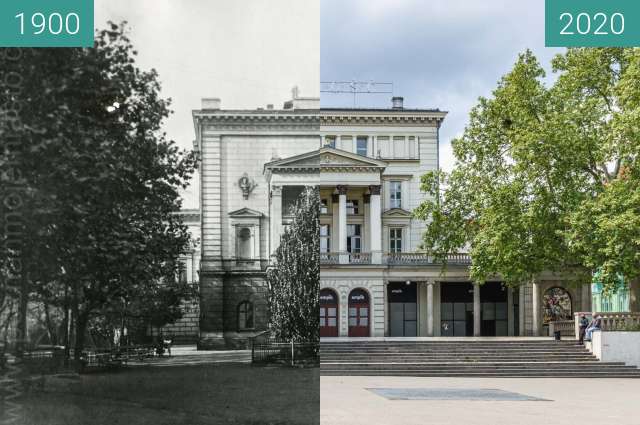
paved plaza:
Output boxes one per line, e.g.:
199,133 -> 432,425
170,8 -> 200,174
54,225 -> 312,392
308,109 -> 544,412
321,376 -> 640,425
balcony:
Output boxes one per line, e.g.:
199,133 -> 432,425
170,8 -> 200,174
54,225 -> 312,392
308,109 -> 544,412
319,252 -> 471,266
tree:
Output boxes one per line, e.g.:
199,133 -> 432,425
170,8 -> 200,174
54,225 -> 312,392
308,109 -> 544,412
414,48 -> 640,294
0,22 -> 196,358
267,187 -> 319,342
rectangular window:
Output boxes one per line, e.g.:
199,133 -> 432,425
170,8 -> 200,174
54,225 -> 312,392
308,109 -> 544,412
356,136 -> 368,156
347,224 -> 361,253
390,228 -> 403,253
320,224 -> 331,253
320,199 -> 328,214
282,186 -> 305,216
390,181 -> 402,209
346,199 -> 359,215
324,136 -> 336,148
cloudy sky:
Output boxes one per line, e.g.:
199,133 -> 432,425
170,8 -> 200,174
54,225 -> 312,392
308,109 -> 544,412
321,0 -> 563,171
94,1 -> 565,207
95,0 -> 319,208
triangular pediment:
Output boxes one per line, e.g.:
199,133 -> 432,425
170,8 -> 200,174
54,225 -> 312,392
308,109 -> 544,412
319,147 -> 387,168
228,207 -> 263,218
263,150 -> 320,173
264,147 -> 386,174
382,208 -> 413,218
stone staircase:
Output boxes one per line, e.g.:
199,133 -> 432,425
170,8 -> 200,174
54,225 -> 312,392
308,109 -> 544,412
320,340 -> 640,378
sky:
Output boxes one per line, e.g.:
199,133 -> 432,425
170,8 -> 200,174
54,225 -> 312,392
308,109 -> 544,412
95,0 -> 320,208
94,1 -> 565,207
321,0 -> 563,172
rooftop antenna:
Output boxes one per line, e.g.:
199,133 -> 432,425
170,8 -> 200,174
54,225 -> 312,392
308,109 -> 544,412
321,80 -> 393,107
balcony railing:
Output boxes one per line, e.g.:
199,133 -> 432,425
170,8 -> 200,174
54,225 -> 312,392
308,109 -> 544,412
320,253 -> 339,264
320,252 -> 471,266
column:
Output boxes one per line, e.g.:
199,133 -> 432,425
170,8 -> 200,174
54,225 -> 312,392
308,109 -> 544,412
507,287 -> 514,336
270,185 -> 282,255
427,281 -> 435,337
337,185 -> 348,264
532,280 -> 540,336
519,286 -> 525,336
473,283 -> 481,336
369,185 -> 382,264
581,283 -> 592,312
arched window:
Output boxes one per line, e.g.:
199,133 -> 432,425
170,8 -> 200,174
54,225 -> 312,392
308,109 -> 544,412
238,301 -> 254,330
237,227 -> 252,259
543,287 -> 572,324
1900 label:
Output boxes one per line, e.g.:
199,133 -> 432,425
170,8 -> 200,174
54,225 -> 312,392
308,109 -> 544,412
0,0 -> 93,47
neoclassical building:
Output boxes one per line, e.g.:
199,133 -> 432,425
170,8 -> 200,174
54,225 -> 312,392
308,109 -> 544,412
193,90 -> 320,348
193,89 -> 636,348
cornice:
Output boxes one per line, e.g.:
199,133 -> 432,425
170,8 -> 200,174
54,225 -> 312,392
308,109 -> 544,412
320,111 -> 446,127
194,112 -> 320,132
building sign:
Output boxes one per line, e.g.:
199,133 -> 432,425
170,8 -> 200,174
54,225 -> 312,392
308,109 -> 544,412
320,289 -> 337,305
349,289 -> 369,304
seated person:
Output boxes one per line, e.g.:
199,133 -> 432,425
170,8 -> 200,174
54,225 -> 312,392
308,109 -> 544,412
585,315 -> 602,341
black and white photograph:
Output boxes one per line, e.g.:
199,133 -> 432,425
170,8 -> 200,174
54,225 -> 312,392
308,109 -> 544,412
1,1 -> 319,424
2,1 -> 640,425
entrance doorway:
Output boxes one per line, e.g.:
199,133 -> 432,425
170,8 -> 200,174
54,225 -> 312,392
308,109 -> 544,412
348,289 -> 370,337
388,282 -> 417,336
441,283 -> 474,336
320,288 -> 339,337
481,282 -> 508,336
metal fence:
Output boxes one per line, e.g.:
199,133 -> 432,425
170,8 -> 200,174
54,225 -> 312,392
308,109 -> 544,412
251,337 -> 318,366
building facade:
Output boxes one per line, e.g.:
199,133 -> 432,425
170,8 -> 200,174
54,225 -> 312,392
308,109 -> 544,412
160,209 -> 201,344
317,98 -> 594,338
194,90 -> 639,348
193,90 -> 320,349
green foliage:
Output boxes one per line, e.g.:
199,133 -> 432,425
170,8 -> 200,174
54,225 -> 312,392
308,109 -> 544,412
415,48 -> 640,293
267,187 -> 319,342
0,22 -> 196,356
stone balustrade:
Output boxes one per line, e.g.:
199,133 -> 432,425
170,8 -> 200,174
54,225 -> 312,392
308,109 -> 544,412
320,252 -> 472,266
548,320 -> 574,337
573,312 -> 640,339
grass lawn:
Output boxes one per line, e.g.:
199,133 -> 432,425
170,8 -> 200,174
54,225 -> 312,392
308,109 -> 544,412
15,364 -> 319,425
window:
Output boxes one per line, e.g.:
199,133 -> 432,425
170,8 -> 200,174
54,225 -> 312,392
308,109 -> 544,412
320,199 -> 328,214
320,225 -> 331,253
347,224 -> 361,253
324,136 -> 336,148
389,228 -> 403,253
356,137 -> 368,156
238,301 -> 254,330
390,181 -> 402,209
282,186 -> 305,216
237,227 -> 252,259
346,199 -> 359,215
178,260 -> 188,284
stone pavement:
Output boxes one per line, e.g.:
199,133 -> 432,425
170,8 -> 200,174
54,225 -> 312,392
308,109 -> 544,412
321,376 -> 640,425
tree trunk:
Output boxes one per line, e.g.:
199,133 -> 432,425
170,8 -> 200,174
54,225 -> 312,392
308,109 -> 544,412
73,312 -> 88,361
629,277 -> 640,312
43,302 -> 57,345
16,268 -> 29,357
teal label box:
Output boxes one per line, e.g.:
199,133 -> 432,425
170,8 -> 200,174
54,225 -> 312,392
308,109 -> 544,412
546,0 -> 640,47
0,0 -> 93,47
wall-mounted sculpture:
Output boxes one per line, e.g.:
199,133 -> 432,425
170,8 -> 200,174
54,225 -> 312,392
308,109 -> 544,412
238,173 -> 258,200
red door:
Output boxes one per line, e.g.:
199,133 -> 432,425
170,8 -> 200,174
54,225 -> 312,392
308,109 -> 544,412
348,289 -> 370,337
320,289 -> 339,337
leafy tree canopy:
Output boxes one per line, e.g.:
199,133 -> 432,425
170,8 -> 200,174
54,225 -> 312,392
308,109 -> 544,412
267,187 -> 319,342
414,48 -> 640,294
0,22 -> 196,356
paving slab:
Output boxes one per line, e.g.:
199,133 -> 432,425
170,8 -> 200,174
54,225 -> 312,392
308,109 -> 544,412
321,376 -> 640,425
